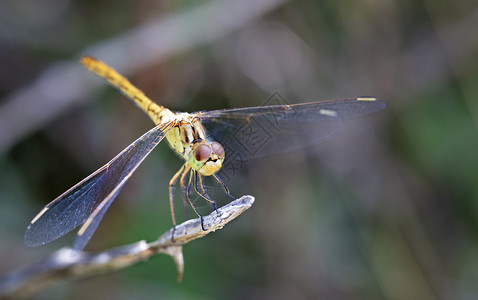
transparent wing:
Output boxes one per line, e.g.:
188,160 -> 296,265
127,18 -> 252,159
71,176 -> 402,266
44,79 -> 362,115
195,97 -> 385,180
25,121 -> 175,250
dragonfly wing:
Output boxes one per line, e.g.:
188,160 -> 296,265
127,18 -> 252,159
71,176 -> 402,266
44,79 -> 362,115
196,97 -> 385,176
25,122 -> 175,249
72,177 -> 125,251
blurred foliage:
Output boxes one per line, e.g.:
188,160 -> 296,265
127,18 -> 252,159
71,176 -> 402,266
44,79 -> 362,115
1,0 -> 478,299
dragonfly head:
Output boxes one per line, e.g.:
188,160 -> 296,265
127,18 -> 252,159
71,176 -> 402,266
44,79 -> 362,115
189,141 -> 225,176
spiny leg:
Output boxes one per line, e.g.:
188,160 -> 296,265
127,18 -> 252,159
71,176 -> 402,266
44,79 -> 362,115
199,174 -> 209,196
199,174 -> 216,210
179,164 -> 191,220
169,164 -> 187,242
195,173 -> 217,210
186,170 -> 206,231
213,174 -> 235,200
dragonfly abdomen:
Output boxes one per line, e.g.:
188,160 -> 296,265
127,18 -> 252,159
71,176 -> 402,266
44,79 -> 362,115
81,56 -> 175,125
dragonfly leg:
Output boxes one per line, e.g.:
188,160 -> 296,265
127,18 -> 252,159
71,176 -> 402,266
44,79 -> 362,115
179,164 -> 191,220
194,172 -> 217,211
200,174 -> 217,211
187,171 -> 206,231
169,164 -> 186,226
213,174 -> 235,200
169,164 -> 186,242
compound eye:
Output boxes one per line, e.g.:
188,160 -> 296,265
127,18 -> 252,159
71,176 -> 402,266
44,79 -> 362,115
194,144 -> 212,162
211,142 -> 225,158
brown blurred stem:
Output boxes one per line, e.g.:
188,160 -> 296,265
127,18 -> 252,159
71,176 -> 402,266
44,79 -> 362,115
0,0 -> 287,153
0,195 -> 254,299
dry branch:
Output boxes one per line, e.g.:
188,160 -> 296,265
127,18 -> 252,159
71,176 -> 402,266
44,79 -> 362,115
0,195 -> 254,299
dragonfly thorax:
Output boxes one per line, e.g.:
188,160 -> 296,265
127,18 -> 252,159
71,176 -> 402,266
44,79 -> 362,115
165,117 -> 225,176
165,117 -> 204,156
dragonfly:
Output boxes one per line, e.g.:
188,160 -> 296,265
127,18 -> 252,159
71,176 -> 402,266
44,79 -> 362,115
25,56 -> 386,251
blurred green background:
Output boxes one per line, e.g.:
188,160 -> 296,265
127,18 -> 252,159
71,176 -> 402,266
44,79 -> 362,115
1,0 -> 477,299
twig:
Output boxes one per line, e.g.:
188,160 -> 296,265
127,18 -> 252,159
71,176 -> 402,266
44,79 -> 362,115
0,195 -> 254,299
